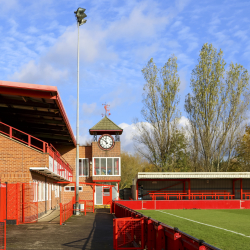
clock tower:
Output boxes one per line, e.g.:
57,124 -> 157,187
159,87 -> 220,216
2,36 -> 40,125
89,115 -> 123,205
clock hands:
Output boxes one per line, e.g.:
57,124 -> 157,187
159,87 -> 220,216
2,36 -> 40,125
100,135 -> 113,149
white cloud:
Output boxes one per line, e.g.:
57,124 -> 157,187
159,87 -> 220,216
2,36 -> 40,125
178,116 -> 189,127
8,0 -> 190,86
82,103 -> 97,114
11,60 -> 68,84
120,117 -> 191,153
106,1 -> 170,41
119,122 -> 137,153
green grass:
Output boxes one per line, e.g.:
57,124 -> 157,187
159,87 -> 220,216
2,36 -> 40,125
137,209 -> 250,250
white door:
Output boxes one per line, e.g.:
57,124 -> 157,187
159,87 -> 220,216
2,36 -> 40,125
95,186 -> 103,205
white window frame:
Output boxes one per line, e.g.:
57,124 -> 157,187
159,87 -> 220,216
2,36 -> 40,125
38,182 -> 45,202
92,157 -> 121,176
64,186 -> 83,192
48,183 -> 51,201
33,181 -> 38,202
78,158 -> 89,177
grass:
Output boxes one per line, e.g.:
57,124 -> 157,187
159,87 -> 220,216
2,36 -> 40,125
137,209 -> 250,250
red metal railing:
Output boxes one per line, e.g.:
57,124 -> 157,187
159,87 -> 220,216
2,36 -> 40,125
243,191 -> 250,199
113,217 -> 144,250
0,121 -> 73,181
79,200 -> 94,214
60,196 -> 75,225
149,191 -> 235,200
112,202 -> 220,250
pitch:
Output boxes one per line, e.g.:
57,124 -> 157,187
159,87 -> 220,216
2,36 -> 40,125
137,209 -> 250,250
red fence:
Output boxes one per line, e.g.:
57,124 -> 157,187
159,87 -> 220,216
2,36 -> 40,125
113,217 -> 144,250
79,200 -> 94,214
60,196 -> 75,225
0,183 -> 38,225
7,183 -> 20,224
112,202 -> 220,250
22,183 -> 38,223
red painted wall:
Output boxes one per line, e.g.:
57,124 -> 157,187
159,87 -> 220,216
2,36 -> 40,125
115,200 -> 143,210
0,185 -> 6,221
116,200 -> 250,210
241,200 -> 250,209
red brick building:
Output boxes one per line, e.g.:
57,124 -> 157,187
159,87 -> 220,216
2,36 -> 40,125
0,81 -> 122,219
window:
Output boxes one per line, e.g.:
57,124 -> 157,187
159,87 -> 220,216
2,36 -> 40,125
48,184 -> 51,201
33,181 -> 38,202
79,158 -> 89,177
93,158 -> 120,176
38,182 -> 45,201
103,188 -> 110,196
64,186 -> 83,192
55,185 -> 59,198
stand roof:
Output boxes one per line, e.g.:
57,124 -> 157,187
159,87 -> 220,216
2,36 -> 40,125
0,80 -> 76,147
134,172 -> 250,183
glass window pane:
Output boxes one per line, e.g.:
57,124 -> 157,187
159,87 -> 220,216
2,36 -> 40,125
107,158 -> 113,175
79,159 -> 83,176
94,158 -> 100,175
83,159 -> 89,176
101,158 -> 106,175
114,158 -> 119,175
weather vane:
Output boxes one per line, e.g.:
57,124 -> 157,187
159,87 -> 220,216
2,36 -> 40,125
102,103 -> 111,117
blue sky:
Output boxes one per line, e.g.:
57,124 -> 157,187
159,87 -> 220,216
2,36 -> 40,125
1,0 -> 250,152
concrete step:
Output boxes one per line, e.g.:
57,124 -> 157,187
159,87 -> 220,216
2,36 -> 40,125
95,205 -> 110,209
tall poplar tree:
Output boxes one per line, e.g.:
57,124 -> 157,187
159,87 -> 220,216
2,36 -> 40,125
185,43 -> 250,172
133,56 -> 187,171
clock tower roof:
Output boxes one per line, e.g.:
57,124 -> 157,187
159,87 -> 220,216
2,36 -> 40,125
89,116 -> 123,135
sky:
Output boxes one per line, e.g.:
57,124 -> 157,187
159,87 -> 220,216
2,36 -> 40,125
0,0 -> 250,152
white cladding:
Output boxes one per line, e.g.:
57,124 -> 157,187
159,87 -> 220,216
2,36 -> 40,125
134,172 -> 250,184
49,156 -> 53,171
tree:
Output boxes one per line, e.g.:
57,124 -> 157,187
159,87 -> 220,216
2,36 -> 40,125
133,56 -> 188,171
235,126 -> 250,172
120,152 -> 150,189
185,43 -> 250,172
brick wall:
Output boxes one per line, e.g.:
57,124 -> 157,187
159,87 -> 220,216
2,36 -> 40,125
0,133 -> 48,183
57,141 -> 121,203
0,133 -> 64,217
92,141 -> 121,157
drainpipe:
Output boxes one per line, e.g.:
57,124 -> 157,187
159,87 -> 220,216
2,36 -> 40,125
45,177 -> 47,213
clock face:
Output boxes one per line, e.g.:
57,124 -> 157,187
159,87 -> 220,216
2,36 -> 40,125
99,134 -> 114,150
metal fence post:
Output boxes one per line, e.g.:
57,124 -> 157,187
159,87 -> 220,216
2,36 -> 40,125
22,183 -> 25,223
16,184 -> 19,225
155,225 -> 165,250
147,219 -> 154,250
60,203 -> 62,225
5,182 -> 7,223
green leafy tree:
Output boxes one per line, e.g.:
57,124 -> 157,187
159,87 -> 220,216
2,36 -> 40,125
134,56 -> 189,171
120,152 -> 150,189
235,126 -> 250,171
185,43 -> 250,172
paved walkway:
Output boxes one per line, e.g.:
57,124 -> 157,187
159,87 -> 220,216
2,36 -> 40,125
6,209 -> 113,250
38,209 -> 60,224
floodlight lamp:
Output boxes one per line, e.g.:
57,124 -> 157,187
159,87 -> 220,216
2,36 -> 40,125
79,19 -> 87,26
74,7 -> 87,23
